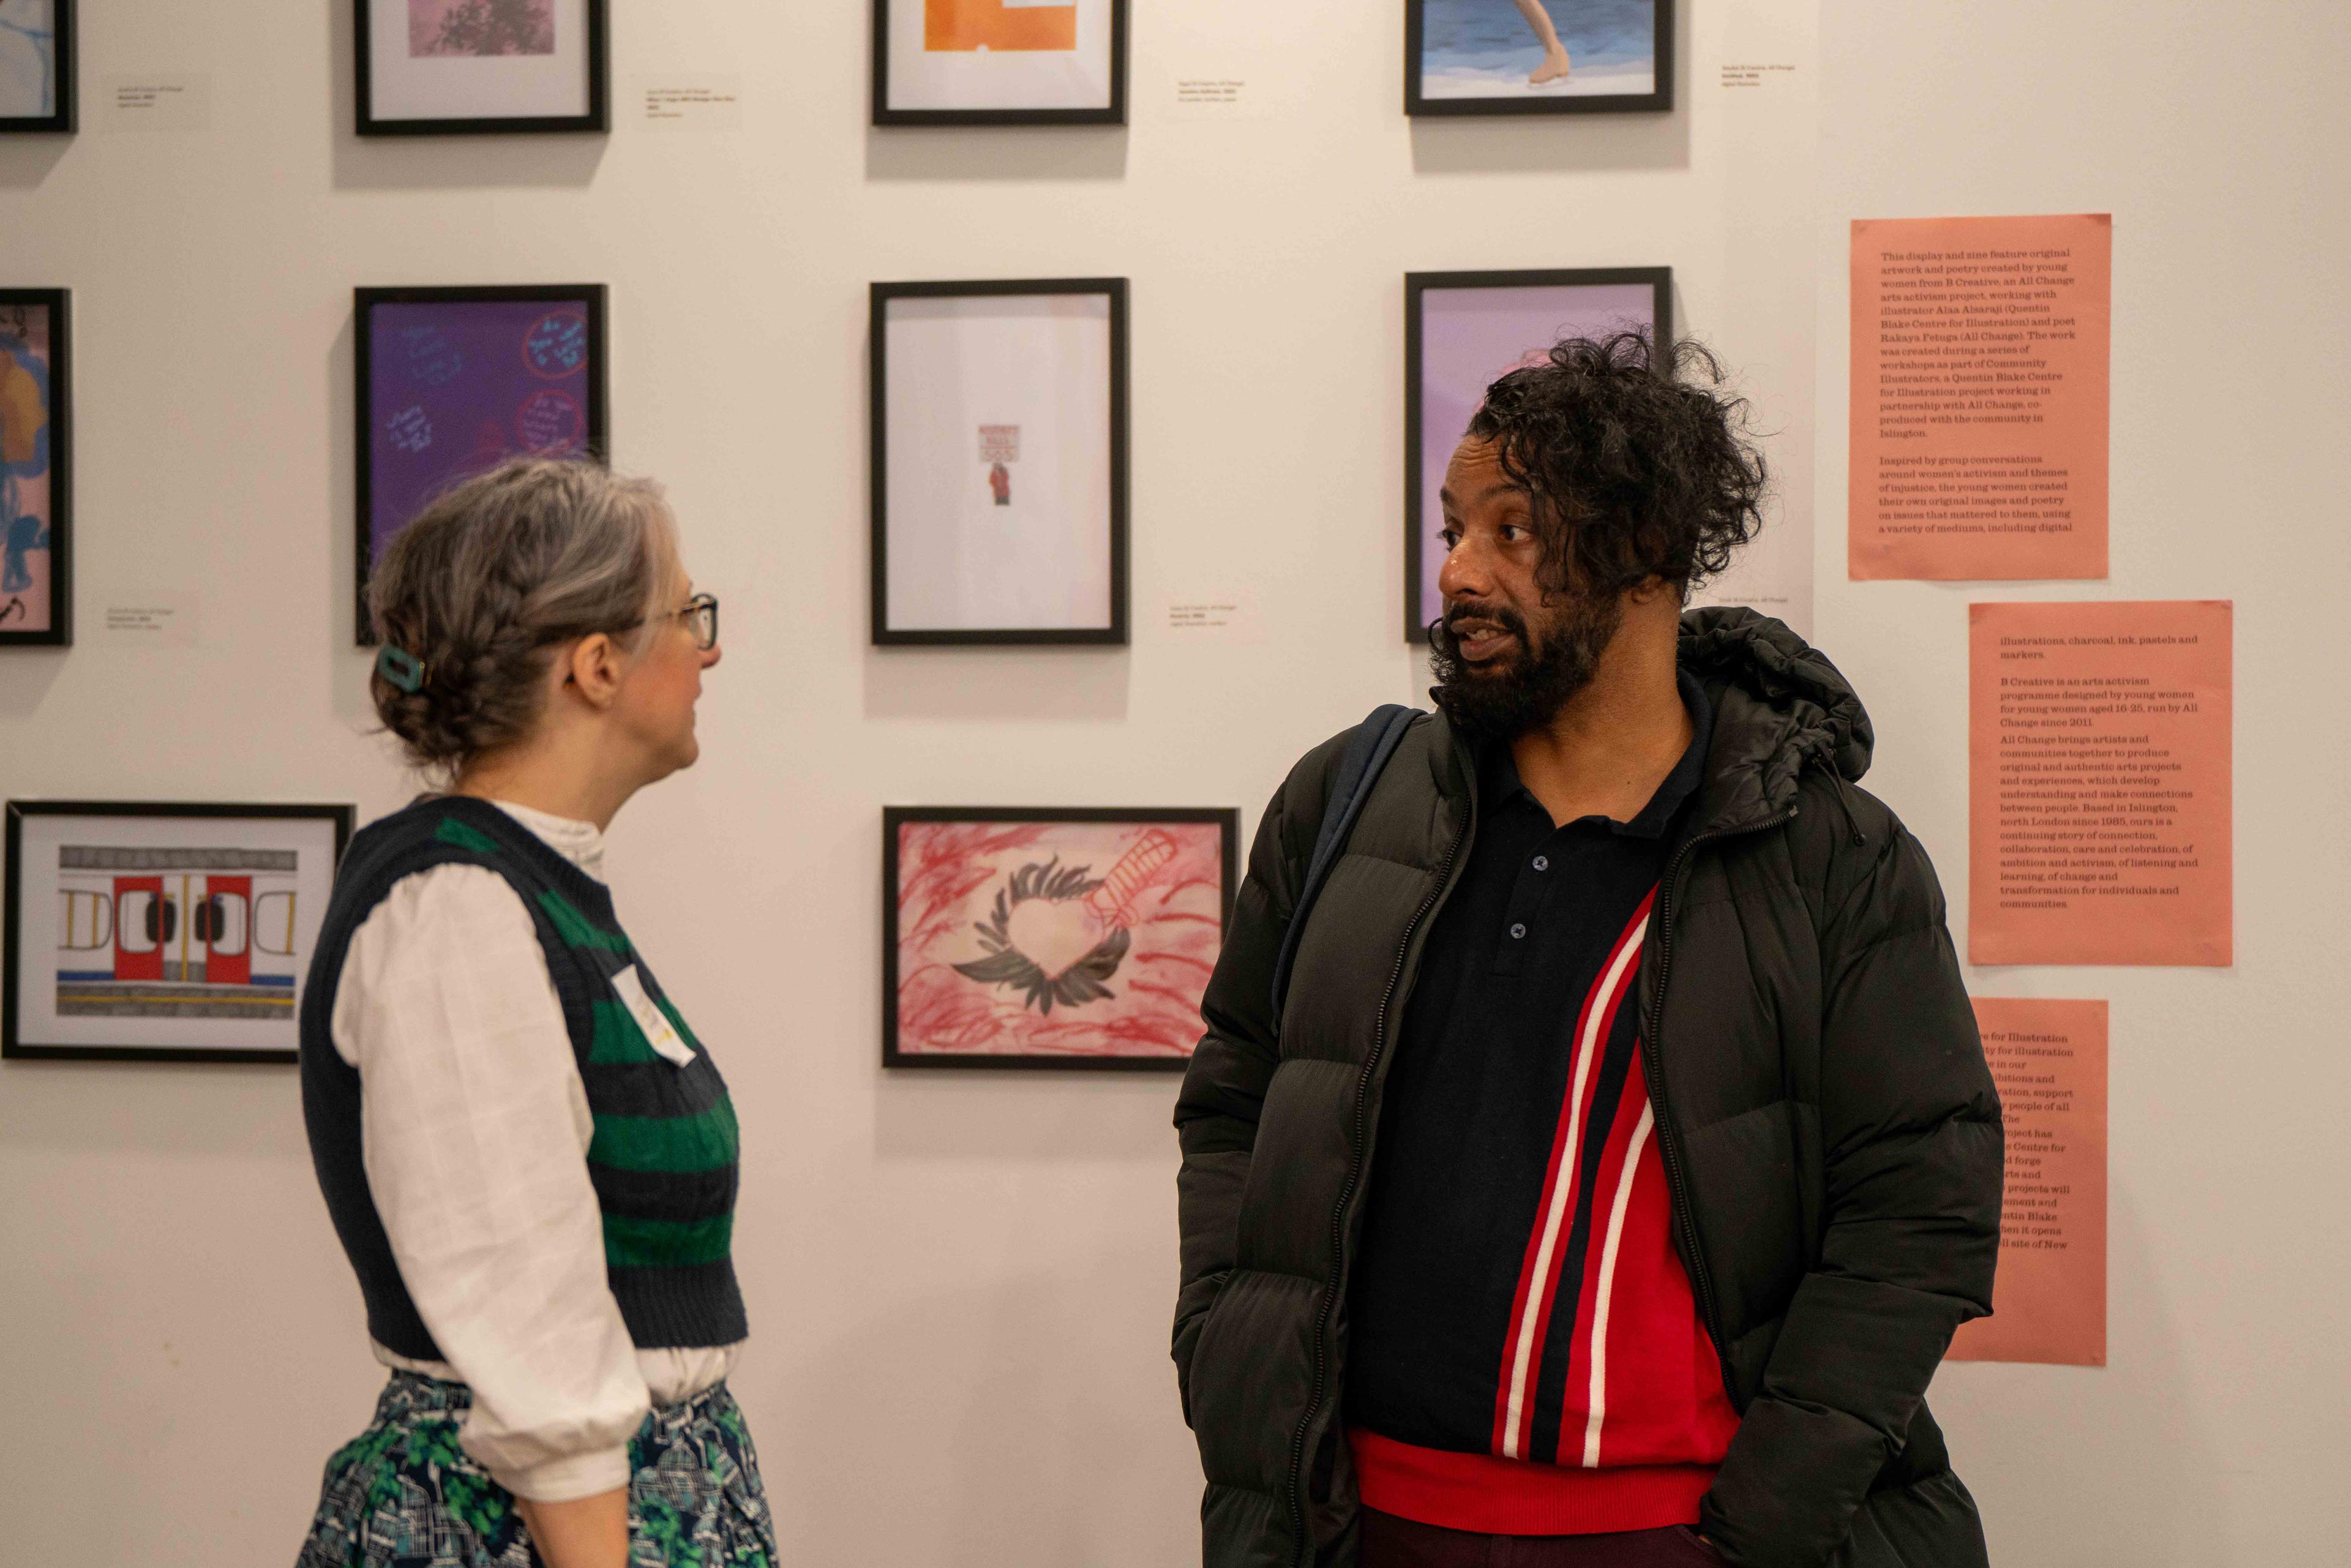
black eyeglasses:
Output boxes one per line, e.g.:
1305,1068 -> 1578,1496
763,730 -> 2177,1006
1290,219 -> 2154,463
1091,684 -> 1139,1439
620,592 -> 718,651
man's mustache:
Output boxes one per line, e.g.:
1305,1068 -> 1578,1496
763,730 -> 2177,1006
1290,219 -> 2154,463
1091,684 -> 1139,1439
1441,602 -> 1530,642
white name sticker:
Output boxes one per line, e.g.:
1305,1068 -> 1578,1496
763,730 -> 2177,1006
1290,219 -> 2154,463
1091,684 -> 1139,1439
611,966 -> 696,1067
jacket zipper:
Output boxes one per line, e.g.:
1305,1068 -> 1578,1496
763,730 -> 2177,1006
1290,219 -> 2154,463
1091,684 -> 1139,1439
1640,808 -> 1794,1396
1285,801 -> 1472,1566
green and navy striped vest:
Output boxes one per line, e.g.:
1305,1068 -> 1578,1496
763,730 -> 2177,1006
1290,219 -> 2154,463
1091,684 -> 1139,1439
299,796 -> 746,1359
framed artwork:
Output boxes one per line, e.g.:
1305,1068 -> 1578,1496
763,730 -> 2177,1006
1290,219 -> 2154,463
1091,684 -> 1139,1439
356,0 -> 608,135
0,288 -> 69,647
355,284 -> 608,643
4,801 -> 353,1064
0,0 -> 73,132
1404,268 -> 1671,641
1406,0 -> 1672,116
872,0 -> 1127,126
871,279 -> 1128,645
883,807 -> 1237,1071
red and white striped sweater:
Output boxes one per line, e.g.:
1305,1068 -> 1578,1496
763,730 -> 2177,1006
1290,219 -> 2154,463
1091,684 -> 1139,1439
1345,694 -> 1741,1536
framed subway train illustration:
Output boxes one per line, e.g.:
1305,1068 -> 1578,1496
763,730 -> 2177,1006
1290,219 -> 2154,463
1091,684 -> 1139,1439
883,806 -> 1235,1070
3,801 -> 353,1063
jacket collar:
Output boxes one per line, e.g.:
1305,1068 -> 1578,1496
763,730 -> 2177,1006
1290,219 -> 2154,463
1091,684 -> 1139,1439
1678,606 -> 1874,838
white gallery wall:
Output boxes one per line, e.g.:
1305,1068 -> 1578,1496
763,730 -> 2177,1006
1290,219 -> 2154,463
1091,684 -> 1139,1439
0,2 -> 2342,1564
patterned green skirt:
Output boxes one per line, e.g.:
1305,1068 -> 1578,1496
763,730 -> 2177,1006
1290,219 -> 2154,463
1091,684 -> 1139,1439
296,1371 -> 778,1567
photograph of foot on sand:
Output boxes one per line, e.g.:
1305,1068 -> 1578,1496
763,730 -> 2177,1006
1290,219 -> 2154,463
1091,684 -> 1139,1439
1413,0 -> 1661,103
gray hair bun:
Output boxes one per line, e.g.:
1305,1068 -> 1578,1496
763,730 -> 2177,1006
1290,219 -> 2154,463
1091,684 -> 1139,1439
367,457 -> 676,776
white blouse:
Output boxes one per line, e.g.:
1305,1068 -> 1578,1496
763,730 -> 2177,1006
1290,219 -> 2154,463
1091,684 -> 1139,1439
329,800 -> 741,1504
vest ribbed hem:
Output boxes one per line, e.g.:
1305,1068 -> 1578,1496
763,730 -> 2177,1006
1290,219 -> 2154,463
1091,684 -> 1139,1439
610,1262 -> 749,1349
1348,1428 -> 1715,1536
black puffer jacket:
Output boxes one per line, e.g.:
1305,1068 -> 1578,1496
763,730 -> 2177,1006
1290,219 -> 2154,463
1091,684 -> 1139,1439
1173,609 -> 2002,1568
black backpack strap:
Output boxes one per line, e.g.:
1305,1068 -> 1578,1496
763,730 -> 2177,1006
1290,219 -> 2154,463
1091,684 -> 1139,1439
1269,704 -> 1422,1033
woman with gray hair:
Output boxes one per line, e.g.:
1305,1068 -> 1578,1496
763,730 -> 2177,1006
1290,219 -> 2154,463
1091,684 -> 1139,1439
293,458 -> 771,1568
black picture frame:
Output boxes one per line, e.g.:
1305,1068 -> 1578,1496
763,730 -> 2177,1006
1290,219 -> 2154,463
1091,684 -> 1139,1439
1405,0 -> 1673,118
870,277 -> 1130,647
355,0 -> 609,137
1403,267 -> 1673,642
871,0 -> 1128,127
0,287 -> 69,647
354,283 -> 610,645
882,806 -> 1238,1071
0,0 -> 73,133
3,800 -> 354,1064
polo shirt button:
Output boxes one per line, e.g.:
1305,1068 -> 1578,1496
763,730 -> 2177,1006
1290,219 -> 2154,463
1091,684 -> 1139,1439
1509,923 -> 1527,939
1532,855 -> 1550,871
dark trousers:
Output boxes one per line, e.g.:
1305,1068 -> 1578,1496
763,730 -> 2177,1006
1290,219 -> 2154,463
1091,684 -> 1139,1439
1360,1507 -> 1723,1568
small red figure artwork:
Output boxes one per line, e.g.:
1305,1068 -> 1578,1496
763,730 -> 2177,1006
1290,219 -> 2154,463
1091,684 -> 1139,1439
889,813 -> 1232,1065
979,423 -> 1019,508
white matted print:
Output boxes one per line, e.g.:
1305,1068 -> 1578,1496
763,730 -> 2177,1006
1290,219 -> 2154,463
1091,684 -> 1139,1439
874,282 -> 1127,643
878,0 -> 1122,121
4,803 -> 350,1062
361,0 -> 601,131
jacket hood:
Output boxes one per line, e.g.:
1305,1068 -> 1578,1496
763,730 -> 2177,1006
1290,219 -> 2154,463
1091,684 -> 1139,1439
1678,606 -> 1875,828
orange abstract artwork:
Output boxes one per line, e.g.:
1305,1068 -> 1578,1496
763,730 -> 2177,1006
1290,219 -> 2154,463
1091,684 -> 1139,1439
925,0 -> 1078,53
1969,600 -> 2232,967
1850,214 -> 2112,580
1947,997 -> 2107,1367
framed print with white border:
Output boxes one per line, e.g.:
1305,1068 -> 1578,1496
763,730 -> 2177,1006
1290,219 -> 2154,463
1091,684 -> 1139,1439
0,0 -> 74,132
1404,268 -> 1671,642
355,283 -> 609,643
871,279 -> 1128,645
357,0 -> 608,135
883,806 -> 1237,1071
874,0 -> 1127,126
0,288 -> 70,647
1406,0 -> 1672,117
4,801 -> 354,1064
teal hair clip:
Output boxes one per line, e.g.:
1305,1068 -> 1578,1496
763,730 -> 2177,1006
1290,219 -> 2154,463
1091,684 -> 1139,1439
376,644 -> 427,694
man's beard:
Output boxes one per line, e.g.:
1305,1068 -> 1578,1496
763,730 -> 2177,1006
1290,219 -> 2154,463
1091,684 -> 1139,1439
1428,590 -> 1624,739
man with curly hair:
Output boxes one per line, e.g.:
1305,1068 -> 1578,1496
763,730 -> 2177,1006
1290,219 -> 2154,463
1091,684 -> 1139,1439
1173,336 -> 2001,1568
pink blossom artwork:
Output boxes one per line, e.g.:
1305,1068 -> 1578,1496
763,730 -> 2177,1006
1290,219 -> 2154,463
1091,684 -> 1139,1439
886,809 -> 1235,1068
410,0 -> 556,58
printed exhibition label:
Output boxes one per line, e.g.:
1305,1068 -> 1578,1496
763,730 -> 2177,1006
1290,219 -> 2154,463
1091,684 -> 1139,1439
1948,997 -> 2107,1367
1969,600 -> 2232,966
1851,214 -> 2112,580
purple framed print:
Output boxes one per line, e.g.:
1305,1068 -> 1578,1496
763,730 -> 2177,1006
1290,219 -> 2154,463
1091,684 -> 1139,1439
354,285 -> 607,643
0,289 -> 70,647
1404,268 -> 1670,642
883,807 -> 1236,1070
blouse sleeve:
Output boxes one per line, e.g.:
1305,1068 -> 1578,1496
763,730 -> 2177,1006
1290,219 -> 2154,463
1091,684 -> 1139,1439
332,864 -> 649,1502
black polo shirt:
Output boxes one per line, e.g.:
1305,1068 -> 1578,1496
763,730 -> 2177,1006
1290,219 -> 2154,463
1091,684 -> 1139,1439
1346,670 -> 1714,1460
